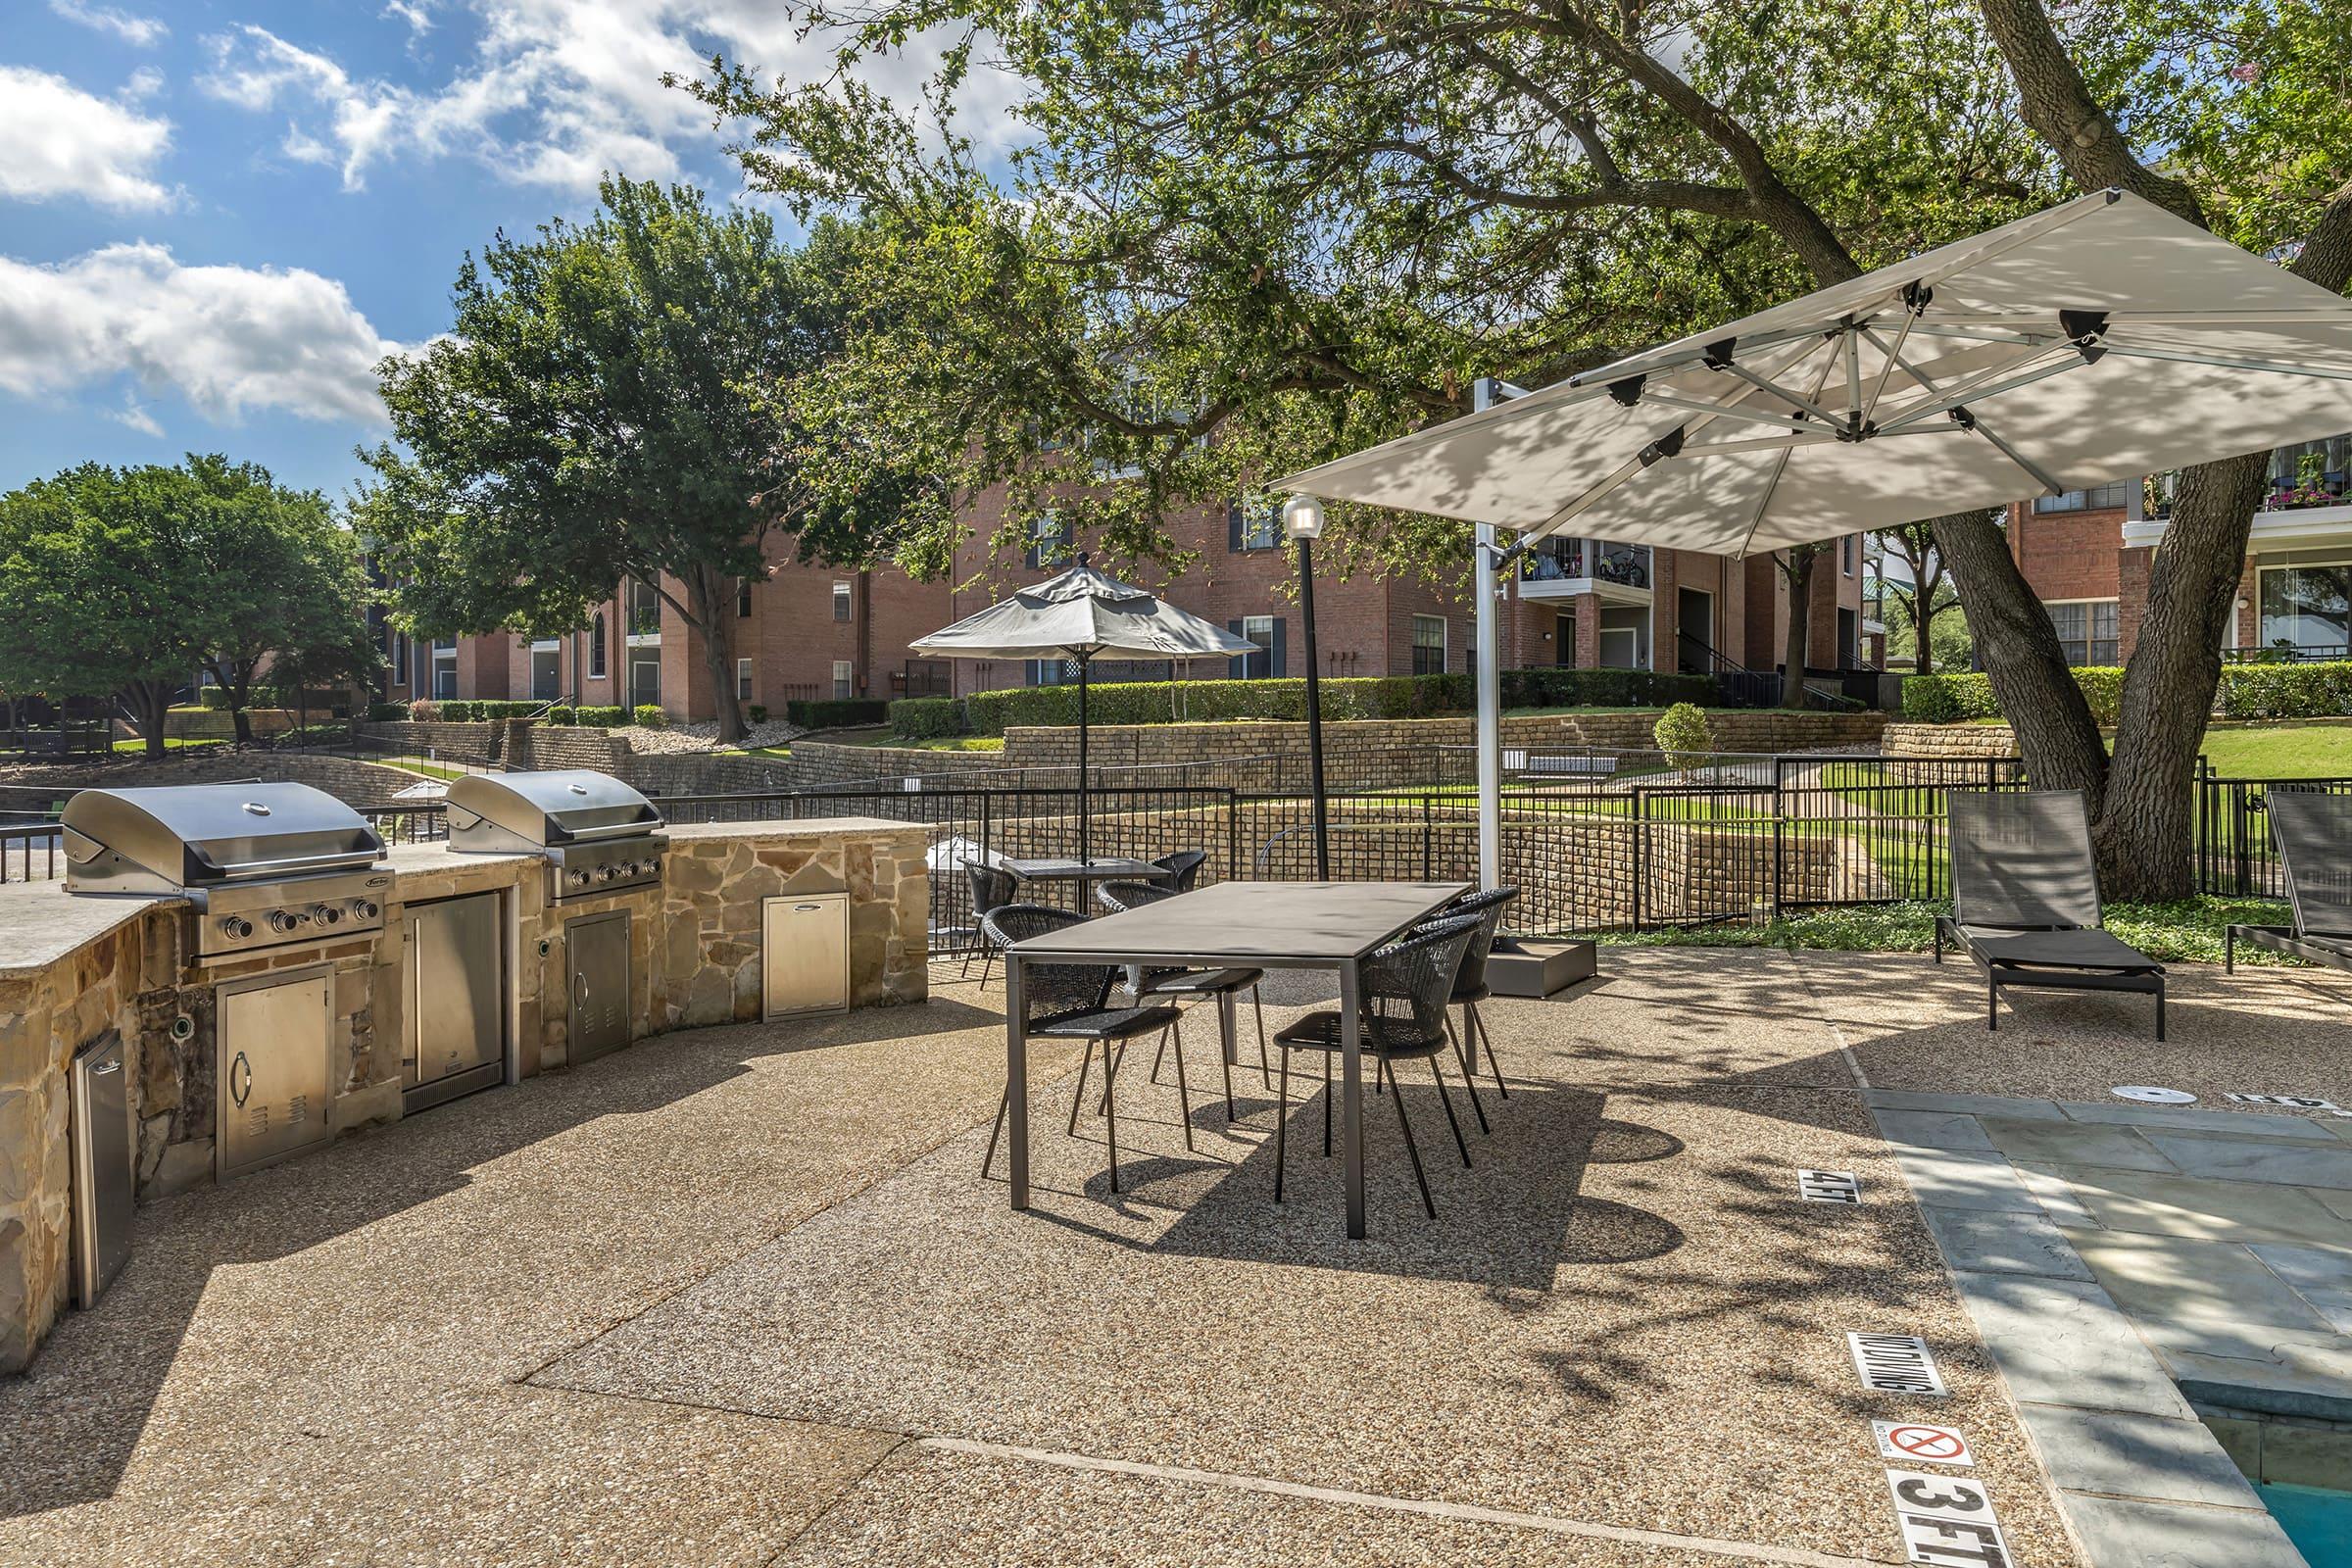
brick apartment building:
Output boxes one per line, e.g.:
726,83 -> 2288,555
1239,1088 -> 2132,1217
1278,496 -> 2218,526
378,486 -> 1871,721
2006,433 -> 2351,666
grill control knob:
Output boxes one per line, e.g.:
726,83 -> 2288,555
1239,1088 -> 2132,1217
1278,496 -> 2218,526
351,899 -> 380,921
218,915 -> 254,940
569,868 -> 593,888
596,863 -> 619,882
311,904 -> 343,927
267,909 -> 306,935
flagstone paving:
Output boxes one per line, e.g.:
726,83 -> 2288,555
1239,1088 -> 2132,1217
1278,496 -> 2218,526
0,947 -> 2342,1566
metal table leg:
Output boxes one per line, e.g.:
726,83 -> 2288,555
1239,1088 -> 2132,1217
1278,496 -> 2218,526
1217,988 -> 1239,1066
1340,956 -> 1365,1239
1006,954 -> 1029,1210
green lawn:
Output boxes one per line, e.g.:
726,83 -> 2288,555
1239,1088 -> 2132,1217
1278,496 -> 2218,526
111,736 -> 228,753
2198,720 -> 2352,779
1593,895 -> 2307,965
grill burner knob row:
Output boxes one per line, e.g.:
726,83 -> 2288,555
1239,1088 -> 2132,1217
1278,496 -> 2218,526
218,915 -> 254,940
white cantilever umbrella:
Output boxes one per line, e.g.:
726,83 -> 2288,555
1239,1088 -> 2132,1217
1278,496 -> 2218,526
912,556 -> 1255,864
1277,189 -> 2352,554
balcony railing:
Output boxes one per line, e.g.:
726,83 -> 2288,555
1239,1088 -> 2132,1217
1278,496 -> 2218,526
1519,539 -> 1651,589
2223,643 -> 2352,663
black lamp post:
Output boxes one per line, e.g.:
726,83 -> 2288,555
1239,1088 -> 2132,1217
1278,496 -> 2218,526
1283,495 -> 1331,880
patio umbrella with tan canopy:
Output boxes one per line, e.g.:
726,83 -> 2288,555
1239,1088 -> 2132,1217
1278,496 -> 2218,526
1275,187 -> 2352,885
911,557 -> 1256,865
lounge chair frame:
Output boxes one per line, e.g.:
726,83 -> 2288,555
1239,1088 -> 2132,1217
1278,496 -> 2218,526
2225,787 -> 2352,979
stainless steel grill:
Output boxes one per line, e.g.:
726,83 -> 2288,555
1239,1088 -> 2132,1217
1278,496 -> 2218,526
444,770 -> 667,901
60,782 -> 392,956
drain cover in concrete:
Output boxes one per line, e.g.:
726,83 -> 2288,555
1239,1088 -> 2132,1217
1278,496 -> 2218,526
2111,1086 -> 2196,1105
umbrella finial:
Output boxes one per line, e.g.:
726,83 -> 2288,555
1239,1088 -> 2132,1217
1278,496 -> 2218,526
1076,551 -> 1090,566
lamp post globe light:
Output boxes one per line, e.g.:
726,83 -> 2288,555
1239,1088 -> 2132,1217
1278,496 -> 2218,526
1283,495 -> 1332,880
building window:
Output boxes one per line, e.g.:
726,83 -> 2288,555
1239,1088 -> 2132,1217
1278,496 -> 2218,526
736,658 -> 754,701
2258,562 -> 2352,656
2046,600 -> 2121,665
589,612 -> 607,679
393,631 -> 411,689
1411,614 -> 1446,675
736,577 -> 754,618
1024,512 -> 1066,570
1230,614 -> 1284,679
833,581 -> 853,622
1841,535 -> 1855,575
1229,497 -> 1281,552
628,579 -> 662,638
832,660 -> 854,700
2034,481 -> 2133,513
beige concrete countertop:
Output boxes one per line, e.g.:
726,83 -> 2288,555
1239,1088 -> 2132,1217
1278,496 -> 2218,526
663,817 -> 923,844
383,841 -> 534,873
0,877 -> 174,979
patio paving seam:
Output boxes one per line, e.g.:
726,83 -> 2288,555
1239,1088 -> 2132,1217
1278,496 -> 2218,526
911,1437 -> 1896,1568
1790,950 -> 1873,1091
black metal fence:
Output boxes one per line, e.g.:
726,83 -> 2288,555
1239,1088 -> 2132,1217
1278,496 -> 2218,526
2195,773 -> 2352,898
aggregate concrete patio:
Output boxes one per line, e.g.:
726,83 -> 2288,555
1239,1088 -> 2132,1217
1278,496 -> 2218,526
1,948 -> 2346,1567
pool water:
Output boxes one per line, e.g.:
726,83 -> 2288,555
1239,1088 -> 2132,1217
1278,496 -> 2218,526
2263,1481 -> 2352,1566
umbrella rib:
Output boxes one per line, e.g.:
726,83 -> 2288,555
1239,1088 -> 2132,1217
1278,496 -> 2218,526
1734,327 -> 1847,560
2095,343 -> 2352,382
1873,342 -> 2079,432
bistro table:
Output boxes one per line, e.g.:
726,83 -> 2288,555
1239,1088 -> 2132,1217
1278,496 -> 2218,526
1002,856 -> 1163,914
1001,879 -> 1469,1239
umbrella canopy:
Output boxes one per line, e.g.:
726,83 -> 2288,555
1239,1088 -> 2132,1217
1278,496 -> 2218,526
910,559 -> 1257,663
1277,190 -> 2352,554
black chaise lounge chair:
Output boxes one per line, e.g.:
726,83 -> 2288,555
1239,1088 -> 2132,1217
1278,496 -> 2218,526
2226,788 -> 2352,977
1934,789 -> 2167,1039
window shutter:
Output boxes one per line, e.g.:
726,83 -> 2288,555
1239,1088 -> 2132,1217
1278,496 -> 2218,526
1271,617 -> 1288,678
1228,501 -> 1244,553
1229,619 -> 1248,680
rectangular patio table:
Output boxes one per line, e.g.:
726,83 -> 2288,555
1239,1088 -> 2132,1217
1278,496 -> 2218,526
1002,857 -> 1164,915
1001,879 -> 1469,1239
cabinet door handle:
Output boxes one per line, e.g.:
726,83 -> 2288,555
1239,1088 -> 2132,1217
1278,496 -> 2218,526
91,1058 -> 122,1076
229,1050 -> 253,1108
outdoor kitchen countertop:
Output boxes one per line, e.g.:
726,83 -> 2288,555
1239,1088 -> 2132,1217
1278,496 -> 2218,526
0,877 -> 175,979
383,841 -> 535,873
662,817 -> 925,844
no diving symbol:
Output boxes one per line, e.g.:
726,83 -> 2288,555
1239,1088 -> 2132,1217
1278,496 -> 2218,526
1874,1420 -> 1974,1467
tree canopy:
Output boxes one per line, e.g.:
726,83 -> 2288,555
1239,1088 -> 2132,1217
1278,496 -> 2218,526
361,177 -> 944,740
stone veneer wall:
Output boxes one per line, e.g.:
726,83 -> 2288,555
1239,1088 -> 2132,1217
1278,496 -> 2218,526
1880,722 -> 2018,760
784,742 -> 1004,789
0,818 -> 924,1375
355,719 -> 503,763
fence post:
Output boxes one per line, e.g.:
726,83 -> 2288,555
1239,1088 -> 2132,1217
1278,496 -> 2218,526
1631,787 -> 1644,930
1224,788 -> 1239,884
1771,756 -> 1785,919
1421,793 -> 1434,880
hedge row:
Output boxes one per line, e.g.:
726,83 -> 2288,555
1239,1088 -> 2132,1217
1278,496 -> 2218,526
1902,662 -> 2352,724
543,706 -> 631,727
894,667 -> 1723,738
786,697 -> 889,730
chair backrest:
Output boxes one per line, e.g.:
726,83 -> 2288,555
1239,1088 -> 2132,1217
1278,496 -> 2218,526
1946,789 -> 2103,930
1096,879 -> 1176,914
2267,787 -> 2352,937
1429,885 -> 1518,998
1359,912 -> 1482,1051
966,863 -> 1017,919
1152,849 -> 1208,892
978,903 -> 1113,1021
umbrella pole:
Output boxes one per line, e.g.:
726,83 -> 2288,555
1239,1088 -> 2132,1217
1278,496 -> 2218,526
1077,650 -> 1091,867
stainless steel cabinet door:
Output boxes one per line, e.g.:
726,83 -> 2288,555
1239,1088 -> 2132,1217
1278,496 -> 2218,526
763,894 -> 849,1018
566,909 -> 631,1063
71,1034 -> 134,1306
404,893 -> 504,1089
218,971 -> 332,1180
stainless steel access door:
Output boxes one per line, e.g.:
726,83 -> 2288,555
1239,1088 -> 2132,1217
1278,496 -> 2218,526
71,1033 -> 134,1307
565,908 -> 631,1063
403,891 -> 506,1112
763,894 -> 849,1018
217,969 -> 332,1181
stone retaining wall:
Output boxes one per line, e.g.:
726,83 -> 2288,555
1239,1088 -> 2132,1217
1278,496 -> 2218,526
1880,722 -> 2018,759
356,720 -> 503,763
0,750 -> 431,809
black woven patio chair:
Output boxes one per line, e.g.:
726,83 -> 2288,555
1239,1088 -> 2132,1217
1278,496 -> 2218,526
1151,849 -> 1208,892
2227,788 -> 2352,978
1934,790 -> 2166,1038
1415,884 -> 1519,1132
1270,912 -> 1483,1219
963,863 -> 1018,991
977,904 -> 1184,1194
1095,879 -> 1272,1109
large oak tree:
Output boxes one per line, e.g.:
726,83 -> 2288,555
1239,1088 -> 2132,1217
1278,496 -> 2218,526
690,0 -> 2349,893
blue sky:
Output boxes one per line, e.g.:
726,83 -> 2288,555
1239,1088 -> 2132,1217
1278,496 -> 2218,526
0,0 -> 1019,501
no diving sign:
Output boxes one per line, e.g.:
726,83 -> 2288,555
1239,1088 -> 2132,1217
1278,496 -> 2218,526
1847,1332 -> 1948,1396
1874,1421 -> 1974,1467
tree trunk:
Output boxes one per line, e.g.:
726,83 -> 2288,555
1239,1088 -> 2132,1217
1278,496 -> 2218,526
685,566 -> 744,743
125,679 -> 173,758
1930,509 -> 2107,799
1778,547 -> 1818,709
1911,592 -> 1936,677
2096,453 -> 2267,899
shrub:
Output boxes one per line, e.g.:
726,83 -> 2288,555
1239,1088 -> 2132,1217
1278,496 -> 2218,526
890,697 -> 969,739
546,705 -> 576,725
365,702 -> 407,722
786,697 -> 890,730
574,705 -> 627,727
632,704 -> 667,728
1900,666 -> 2125,725
1654,703 -> 1715,768
748,705 -> 768,725
441,700 -> 474,721
960,673 -> 1470,735
277,723 -> 353,747
196,687 -> 229,710
2216,661 -> 2352,719
408,700 -> 441,721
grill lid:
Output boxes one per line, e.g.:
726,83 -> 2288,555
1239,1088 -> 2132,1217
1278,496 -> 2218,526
445,770 -> 663,849
61,782 -> 386,891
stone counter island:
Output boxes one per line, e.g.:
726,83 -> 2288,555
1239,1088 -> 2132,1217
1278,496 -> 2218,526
0,815 -> 926,1373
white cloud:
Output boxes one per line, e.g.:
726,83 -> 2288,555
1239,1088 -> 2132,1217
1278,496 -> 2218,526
106,394 -> 164,437
384,1 -> 437,36
48,0 -> 168,47
197,2 -> 1028,196
0,67 -> 175,210
0,243 -> 408,428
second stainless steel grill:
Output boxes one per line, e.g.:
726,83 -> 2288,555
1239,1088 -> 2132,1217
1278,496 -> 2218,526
444,770 -> 668,901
